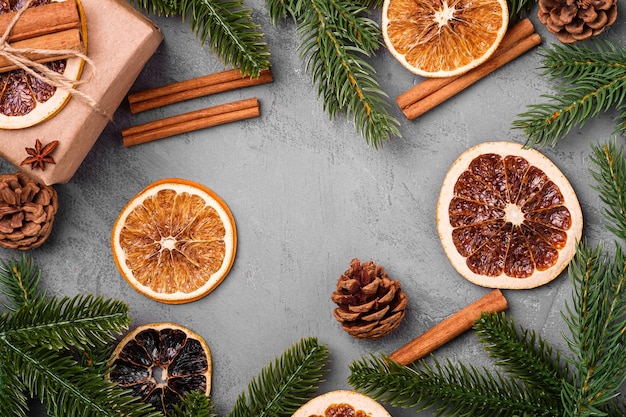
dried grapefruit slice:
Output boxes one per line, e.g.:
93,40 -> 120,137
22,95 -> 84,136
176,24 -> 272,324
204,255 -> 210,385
436,142 -> 583,289
0,0 -> 86,130
109,322 -> 211,415
382,0 -> 508,77
111,178 -> 237,304
293,390 -> 391,417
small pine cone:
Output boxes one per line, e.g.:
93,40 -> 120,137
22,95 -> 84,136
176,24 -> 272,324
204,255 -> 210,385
332,258 -> 408,340
0,172 -> 58,250
538,0 -> 618,43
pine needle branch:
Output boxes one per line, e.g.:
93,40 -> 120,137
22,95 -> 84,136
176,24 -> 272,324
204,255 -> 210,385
267,0 -> 401,148
474,311 -> 569,405
513,41 -> 626,148
0,255 -> 43,312
0,359 -> 28,417
0,339 -> 160,417
170,391 -> 218,417
1,294 -> 130,351
129,0 -> 270,76
348,354 -> 560,416
589,140 -> 626,241
228,337 -> 329,417
0,257 -> 160,417
506,0 -> 535,23
561,240 -> 626,415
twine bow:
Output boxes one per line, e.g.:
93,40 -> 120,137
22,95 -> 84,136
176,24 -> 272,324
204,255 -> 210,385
0,0 -> 111,119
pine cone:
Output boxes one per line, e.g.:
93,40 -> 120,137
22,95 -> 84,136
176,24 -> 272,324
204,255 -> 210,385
332,258 -> 408,340
538,0 -> 618,43
0,172 -> 58,250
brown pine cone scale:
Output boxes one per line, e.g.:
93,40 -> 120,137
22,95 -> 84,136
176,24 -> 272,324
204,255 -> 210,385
0,172 -> 58,250
332,258 -> 408,340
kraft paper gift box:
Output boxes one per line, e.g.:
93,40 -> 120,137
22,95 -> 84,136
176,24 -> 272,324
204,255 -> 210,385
0,0 -> 162,185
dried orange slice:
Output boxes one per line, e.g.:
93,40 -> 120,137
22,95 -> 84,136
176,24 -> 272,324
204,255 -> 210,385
0,0 -> 87,130
382,0 -> 508,77
436,142 -> 583,289
111,178 -> 237,304
109,322 -> 211,414
293,390 -> 391,417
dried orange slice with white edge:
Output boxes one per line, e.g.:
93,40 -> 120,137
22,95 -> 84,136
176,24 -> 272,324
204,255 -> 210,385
109,322 -> 212,414
293,390 -> 392,417
111,178 -> 237,304
0,0 -> 87,129
382,0 -> 509,77
436,142 -> 583,289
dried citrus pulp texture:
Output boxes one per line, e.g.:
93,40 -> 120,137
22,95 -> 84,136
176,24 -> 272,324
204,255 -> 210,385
436,142 -> 583,289
110,323 -> 211,415
293,390 -> 392,417
111,178 -> 237,304
0,0 -> 86,129
382,0 -> 508,77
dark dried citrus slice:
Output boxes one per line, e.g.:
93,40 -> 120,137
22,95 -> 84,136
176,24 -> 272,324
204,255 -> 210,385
109,323 -> 212,415
293,390 -> 391,417
436,141 -> 583,289
0,0 -> 86,129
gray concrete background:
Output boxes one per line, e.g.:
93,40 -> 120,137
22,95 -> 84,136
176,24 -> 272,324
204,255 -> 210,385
5,1 -> 626,416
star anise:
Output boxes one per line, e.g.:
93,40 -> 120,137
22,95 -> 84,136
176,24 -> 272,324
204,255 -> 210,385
20,139 -> 59,171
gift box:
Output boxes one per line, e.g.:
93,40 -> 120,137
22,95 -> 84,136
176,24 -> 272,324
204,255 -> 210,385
0,0 -> 162,185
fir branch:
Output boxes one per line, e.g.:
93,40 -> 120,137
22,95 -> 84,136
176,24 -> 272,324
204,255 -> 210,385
589,140 -> 626,241
348,354 -> 559,416
0,360 -> 28,417
474,311 -> 568,406
170,391 -> 218,417
513,41 -> 626,148
506,0 -> 535,23
130,0 -> 270,76
0,255 -> 43,312
0,339 -> 160,417
267,0 -> 401,148
1,294 -> 130,351
561,242 -> 626,416
228,337 -> 329,417
0,257 -> 158,417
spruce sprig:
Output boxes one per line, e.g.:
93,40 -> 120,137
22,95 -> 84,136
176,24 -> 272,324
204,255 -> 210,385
228,336 -> 329,417
267,0 -> 401,148
473,311 -> 568,406
349,351 -> 559,416
589,140 -> 626,241
513,41 -> 626,148
129,0 -> 270,76
561,242 -> 626,415
0,257 -> 159,417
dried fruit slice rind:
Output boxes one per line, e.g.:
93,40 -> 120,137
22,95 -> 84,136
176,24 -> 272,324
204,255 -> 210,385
111,178 -> 237,304
109,322 -> 212,415
382,0 -> 508,77
436,141 -> 583,289
0,0 -> 87,130
293,390 -> 392,417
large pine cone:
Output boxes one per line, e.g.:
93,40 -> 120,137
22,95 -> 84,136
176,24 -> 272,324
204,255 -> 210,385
538,0 -> 618,43
332,259 -> 408,340
0,172 -> 58,250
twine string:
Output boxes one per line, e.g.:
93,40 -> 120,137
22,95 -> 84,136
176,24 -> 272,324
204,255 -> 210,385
0,0 -> 111,119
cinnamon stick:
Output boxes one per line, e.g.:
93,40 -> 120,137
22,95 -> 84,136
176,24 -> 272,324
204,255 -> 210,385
128,68 -> 273,114
0,28 -> 84,73
388,289 -> 508,366
122,97 -> 260,147
396,18 -> 536,110
0,0 -> 80,43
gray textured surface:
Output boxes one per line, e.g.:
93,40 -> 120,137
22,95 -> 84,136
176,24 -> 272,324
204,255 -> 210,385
5,2 -> 626,416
